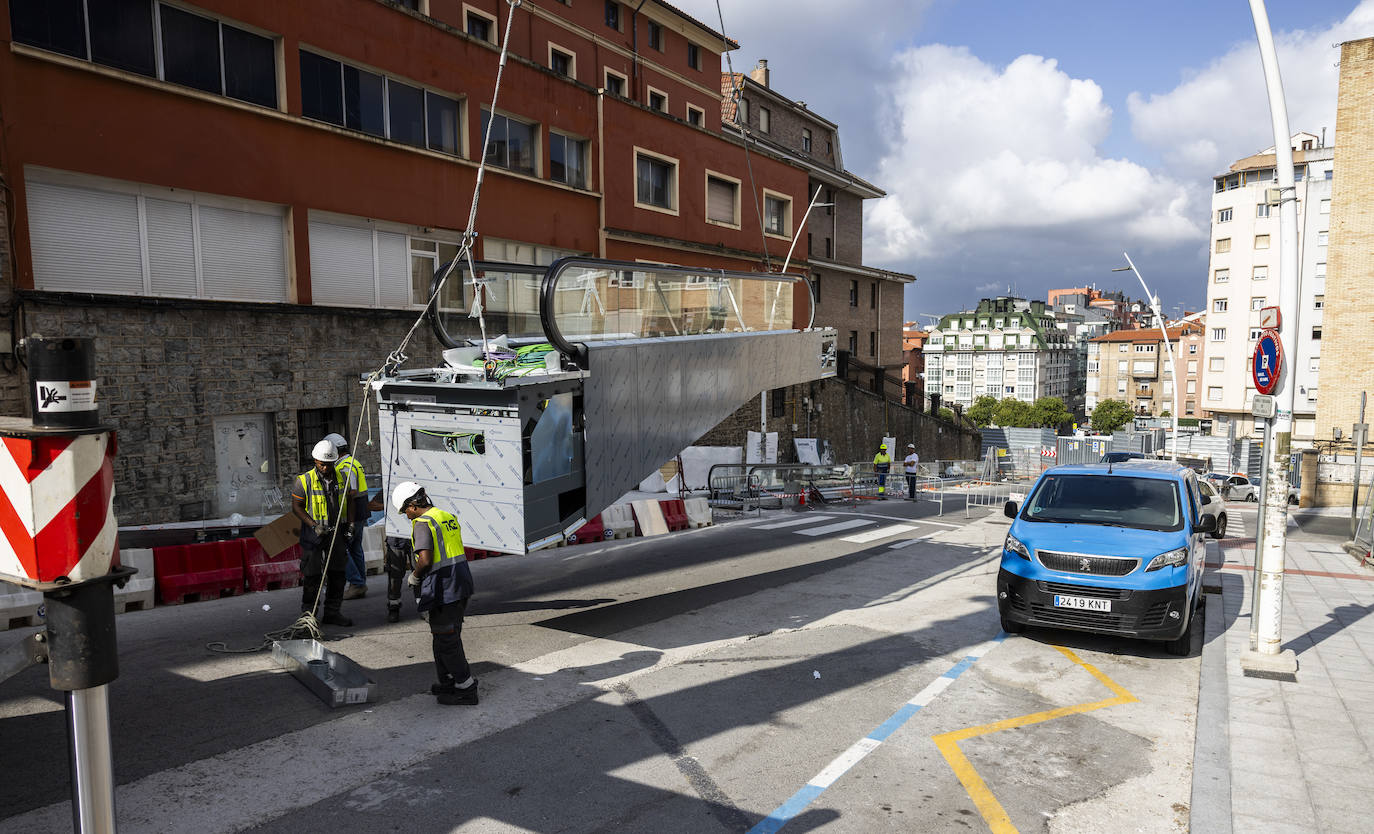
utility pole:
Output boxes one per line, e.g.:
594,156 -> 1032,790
1351,393 -> 1367,539
1241,0 -> 1299,681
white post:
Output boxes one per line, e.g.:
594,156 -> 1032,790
1118,254 -> 1178,461
1242,0 -> 1299,678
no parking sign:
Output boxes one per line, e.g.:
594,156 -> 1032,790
1253,331 -> 1282,395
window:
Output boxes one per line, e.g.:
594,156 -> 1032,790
802,129 -> 812,153
25,168 -> 287,302
298,407 -> 348,472
870,283 -> 877,310
309,214 -> 415,308
634,149 -> 677,212
604,69 -> 627,96
1316,262 -> 1326,280
1314,295 -> 1324,310
1320,198 -> 1331,214
1253,265 -> 1268,281
870,332 -> 877,357
1217,208 -> 1232,223
1325,169 -> 1334,181
1313,327 -> 1322,340
1249,328 -> 1262,341
549,131 -> 587,188
1213,298 -> 1228,313
647,20 -> 662,50
482,110 -> 536,174
465,9 -> 495,43
848,331 -> 858,353
762,189 -> 791,237
1247,297 -> 1263,312
1187,360 -> 1198,374
1208,387 -> 1224,402
302,51 -> 460,154
605,1 -> 620,30
549,46 -> 574,79
12,1 -> 279,107
1189,344 -> 1197,354
1310,357 -> 1320,372
1186,401 -> 1195,416
825,189 -> 834,216
1117,360 -> 1128,373
736,97 -> 749,126
1215,238 -> 1231,253
648,87 -> 667,112
687,43 -> 700,70
408,237 -> 463,312
705,173 -> 740,226
1254,234 -> 1270,249
1307,387 -> 1318,403
1256,203 -> 1270,218
686,104 -> 704,127
810,274 -> 820,305
1209,357 -> 1224,372
1186,381 -> 1196,394
1135,343 -> 1156,352
1215,268 -> 1229,283
849,280 -> 858,307
825,238 -> 832,258
1211,328 -> 1226,341
1117,379 -> 1127,394
1318,230 -> 1328,247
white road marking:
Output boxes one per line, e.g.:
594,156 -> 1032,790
750,515 -> 833,530
795,519 -> 875,537
841,525 -> 917,543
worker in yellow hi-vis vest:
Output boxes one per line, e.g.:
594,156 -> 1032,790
873,443 -> 892,498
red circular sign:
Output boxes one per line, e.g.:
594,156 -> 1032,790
1253,331 -> 1282,395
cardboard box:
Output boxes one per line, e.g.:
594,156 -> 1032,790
254,513 -> 301,558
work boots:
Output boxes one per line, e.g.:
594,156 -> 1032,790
436,681 -> 479,706
321,612 -> 353,627
386,606 -> 401,623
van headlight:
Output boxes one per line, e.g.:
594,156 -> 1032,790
1004,533 -> 1030,560
1145,546 -> 1188,572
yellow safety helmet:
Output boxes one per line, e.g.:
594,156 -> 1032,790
879,444 -> 887,450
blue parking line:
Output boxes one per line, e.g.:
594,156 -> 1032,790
747,632 -> 1008,834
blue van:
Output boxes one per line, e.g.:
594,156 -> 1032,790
996,460 -> 1216,655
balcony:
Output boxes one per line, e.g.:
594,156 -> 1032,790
1131,362 -> 1158,379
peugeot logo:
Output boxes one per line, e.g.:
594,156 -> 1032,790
1079,557 -> 1092,571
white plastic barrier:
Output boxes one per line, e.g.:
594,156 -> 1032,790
114,548 -> 156,615
601,503 -> 636,539
363,522 -> 385,575
630,500 -> 669,537
0,580 -> 43,630
684,497 -> 713,528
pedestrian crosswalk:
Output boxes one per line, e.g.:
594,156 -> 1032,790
747,513 -> 943,546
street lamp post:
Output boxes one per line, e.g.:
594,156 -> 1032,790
1113,256 -> 1177,462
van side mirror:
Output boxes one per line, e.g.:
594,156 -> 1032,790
1195,514 -> 1217,534
1004,501 -> 1018,519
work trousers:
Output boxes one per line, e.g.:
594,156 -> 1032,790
906,473 -> 917,497
301,539 -> 348,617
384,537 -> 413,612
428,597 -> 472,686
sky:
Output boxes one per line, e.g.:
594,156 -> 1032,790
671,0 -> 1373,325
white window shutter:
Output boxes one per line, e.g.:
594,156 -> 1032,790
309,221 -> 375,307
26,181 -> 143,294
145,197 -> 198,297
377,231 -> 409,308
200,205 -> 286,302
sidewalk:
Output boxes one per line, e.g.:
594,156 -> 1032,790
1195,533 -> 1374,833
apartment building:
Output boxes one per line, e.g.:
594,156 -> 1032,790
1086,323 -> 1206,418
924,297 -> 1076,411
901,324 -> 927,397
0,0 -> 816,523
1318,39 -> 1374,442
1201,132 -> 1331,441
723,60 -> 912,372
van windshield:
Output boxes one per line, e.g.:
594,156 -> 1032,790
1022,474 -> 1183,532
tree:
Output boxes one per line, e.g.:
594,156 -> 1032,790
937,407 -> 957,423
992,397 -> 1034,427
1030,396 -> 1072,429
1091,399 -> 1134,433
967,395 -> 999,428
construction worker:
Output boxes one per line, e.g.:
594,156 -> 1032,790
904,443 -> 921,498
325,433 -> 370,600
873,443 -> 892,498
291,440 -> 357,627
392,481 -> 478,706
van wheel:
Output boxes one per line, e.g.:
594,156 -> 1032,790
1212,514 -> 1227,539
1000,614 -> 1026,634
1164,596 -> 1201,656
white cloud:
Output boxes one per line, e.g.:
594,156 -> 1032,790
1128,2 -> 1374,180
866,46 -> 1202,263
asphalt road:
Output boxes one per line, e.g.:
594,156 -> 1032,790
2,496 -> 1211,833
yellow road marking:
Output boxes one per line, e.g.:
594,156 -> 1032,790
932,645 -> 1138,833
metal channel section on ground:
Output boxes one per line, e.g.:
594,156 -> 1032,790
376,257 -> 836,554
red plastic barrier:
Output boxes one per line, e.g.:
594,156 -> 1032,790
154,540 -> 246,605
567,515 -> 605,545
659,499 -> 689,532
244,540 -> 302,592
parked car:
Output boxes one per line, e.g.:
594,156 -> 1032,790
1197,479 -> 1227,539
1222,474 -> 1258,502
1100,451 -> 1146,464
998,460 -> 1215,655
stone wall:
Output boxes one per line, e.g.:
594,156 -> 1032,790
695,376 -> 981,465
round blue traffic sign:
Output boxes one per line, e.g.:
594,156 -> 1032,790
1253,331 -> 1282,395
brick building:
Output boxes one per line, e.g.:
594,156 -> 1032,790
1316,38 -> 1374,443
1086,323 -> 1206,418
0,0 -> 821,523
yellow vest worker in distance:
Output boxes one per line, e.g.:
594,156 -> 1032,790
290,440 -> 358,627
873,444 -> 892,498
324,433 -> 370,600
393,481 -> 479,706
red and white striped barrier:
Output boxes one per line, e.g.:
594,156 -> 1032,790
0,431 -> 118,584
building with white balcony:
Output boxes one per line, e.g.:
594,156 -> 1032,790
1201,132 -> 1330,441
924,297 -> 1076,411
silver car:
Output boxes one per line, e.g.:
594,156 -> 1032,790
1223,474 -> 1258,502
1198,479 -> 1228,538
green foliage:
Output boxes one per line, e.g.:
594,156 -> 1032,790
1030,397 -> 1072,429
967,395 -> 999,427
1158,410 -> 1171,418
992,397 -> 1034,427
1090,399 -> 1134,433
937,407 -> 956,423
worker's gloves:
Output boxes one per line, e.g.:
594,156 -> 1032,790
341,523 -> 355,541
407,571 -> 422,587
313,523 -> 331,537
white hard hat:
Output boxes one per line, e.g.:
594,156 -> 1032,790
391,481 -> 424,513
323,432 -> 347,451
311,439 -> 339,463
908,443 -> 916,448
